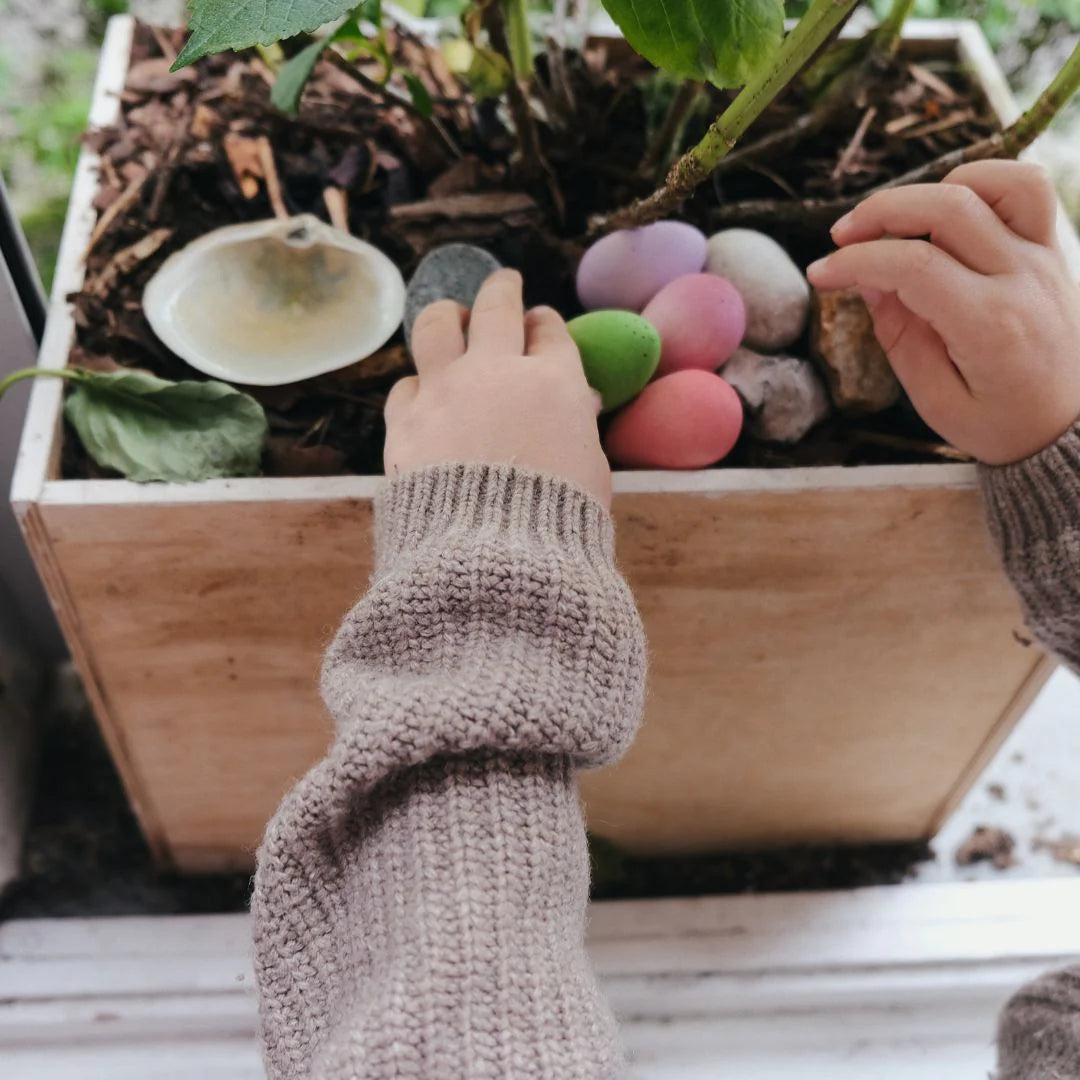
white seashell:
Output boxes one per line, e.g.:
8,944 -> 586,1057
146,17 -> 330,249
143,214 -> 406,386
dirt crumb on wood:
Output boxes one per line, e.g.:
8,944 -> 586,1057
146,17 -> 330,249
955,825 -> 1017,870
1034,834 -> 1080,868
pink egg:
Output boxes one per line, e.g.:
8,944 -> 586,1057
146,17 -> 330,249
604,370 -> 744,470
643,274 -> 747,376
576,221 -> 707,312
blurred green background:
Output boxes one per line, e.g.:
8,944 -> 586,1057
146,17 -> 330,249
1,0 -> 1077,292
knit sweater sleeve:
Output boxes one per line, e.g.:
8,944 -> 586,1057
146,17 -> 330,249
251,463 -> 647,1080
979,420 -> 1080,673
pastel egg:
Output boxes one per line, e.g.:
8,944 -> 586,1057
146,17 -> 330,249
568,310 -> 661,413
705,229 -> 811,351
576,221 -> 707,312
604,370 -> 744,469
642,273 -> 746,376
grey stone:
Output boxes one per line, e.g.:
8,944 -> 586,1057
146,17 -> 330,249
810,287 -> 901,415
723,347 -> 831,444
705,229 -> 811,351
404,244 -> 501,345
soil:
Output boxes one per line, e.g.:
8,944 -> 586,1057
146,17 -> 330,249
63,20 -> 1000,480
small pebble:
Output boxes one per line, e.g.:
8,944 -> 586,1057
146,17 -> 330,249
405,243 -> 501,343
604,370 -> 743,469
577,221 -> 707,312
568,310 -> 661,412
810,287 -> 901,415
704,229 -> 810,350
722,347 -> 831,444
642,274 -> 746,376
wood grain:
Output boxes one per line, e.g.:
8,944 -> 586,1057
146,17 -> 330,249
39,481 -> 1042,867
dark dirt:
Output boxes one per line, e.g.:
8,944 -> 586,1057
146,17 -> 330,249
0,683 -> 936,919
955,824 -> 1018,869
63,20 -> 1000,480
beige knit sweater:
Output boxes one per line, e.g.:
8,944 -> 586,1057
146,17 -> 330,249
253,423 -> 1079,1080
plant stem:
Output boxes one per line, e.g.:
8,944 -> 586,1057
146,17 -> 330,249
483,1 -> 549,183
871,0 -> 917,60
639,80 -> 704,178
504,0 -> 533,78
0,367 -> 85,403
1004,36 -> 1080,156
591,0 -> 862,233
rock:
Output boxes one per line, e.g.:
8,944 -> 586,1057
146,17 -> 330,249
642,273 -> 746,376
576,221 -> 707,312
567,310 -> 661,412
810,287 -> 901,415
722,348 -> 831,444
604,370 -> 743,469
704,229 -> 810,350
404,243 -> 501,343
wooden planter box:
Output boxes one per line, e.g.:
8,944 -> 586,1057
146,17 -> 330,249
12,18 -> 1080,871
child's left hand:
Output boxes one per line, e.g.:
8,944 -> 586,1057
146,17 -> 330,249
807,160 -> 1080,465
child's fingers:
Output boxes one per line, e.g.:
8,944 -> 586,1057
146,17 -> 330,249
807,239 -> 985,335
830,184 -> 1019,274
943,160 -> 1059,248
411,301 -> 468,376
525,306 -> 582,372
863,292 -> 971,414
383,374 -> 419,425
468,269 -> 526,355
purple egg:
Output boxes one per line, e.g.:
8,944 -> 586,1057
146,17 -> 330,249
576,221 -> 708,312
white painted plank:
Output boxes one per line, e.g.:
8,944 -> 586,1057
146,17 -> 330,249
4,881 -> 1080,1078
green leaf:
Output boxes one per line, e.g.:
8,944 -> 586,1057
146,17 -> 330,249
173,0 -> 357,69
465,44 -> 512,99
403,72 -> 434,116
64,371 -> 268,483
599,0 -> 786,88
270,37 -> 332,113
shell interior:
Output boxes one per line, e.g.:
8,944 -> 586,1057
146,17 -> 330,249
143,215 -> 406,386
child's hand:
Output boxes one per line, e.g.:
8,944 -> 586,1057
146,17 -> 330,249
384,269 -> 612,505
807,160 -> 1080,465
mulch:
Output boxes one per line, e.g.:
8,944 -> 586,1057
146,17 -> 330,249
64,20 -> 1000,480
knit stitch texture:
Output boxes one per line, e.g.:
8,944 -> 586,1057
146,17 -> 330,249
252,463 -> 647,1079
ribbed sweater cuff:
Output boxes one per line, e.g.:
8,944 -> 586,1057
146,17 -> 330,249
376,463 -> 616,576
979,421 -> 1080,557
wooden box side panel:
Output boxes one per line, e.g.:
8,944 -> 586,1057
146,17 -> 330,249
38,497 -> 375,871
40,481 -> 1040,868
580,483 -> 1044,854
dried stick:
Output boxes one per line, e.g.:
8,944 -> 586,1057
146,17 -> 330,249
256,137 -> 290,220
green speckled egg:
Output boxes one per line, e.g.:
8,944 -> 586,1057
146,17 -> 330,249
567,310 -> 661,413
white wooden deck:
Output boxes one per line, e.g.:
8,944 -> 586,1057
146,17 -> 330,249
4,877 -> 1080,1078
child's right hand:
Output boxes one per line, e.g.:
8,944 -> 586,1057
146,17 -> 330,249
807,160 -> 1080,465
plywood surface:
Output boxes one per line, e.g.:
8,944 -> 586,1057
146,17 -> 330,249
37,481 -> 1039,867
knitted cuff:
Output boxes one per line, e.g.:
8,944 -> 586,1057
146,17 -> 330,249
375,463 -> 617,577
979,421 -> 1080,559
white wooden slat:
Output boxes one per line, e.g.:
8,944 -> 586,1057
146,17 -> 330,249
4,881 -> 1080,1078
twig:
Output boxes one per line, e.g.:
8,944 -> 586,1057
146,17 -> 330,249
324,48 -> 463,160
831,106 -> 877,182
639,80 -> 704,179
256,137 -> 290,220
149,25 -> 179,66
84,172 -> 149,259
323,187 -> 350,232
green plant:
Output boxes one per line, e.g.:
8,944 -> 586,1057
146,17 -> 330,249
168,0 -> 1080,233
0,368 -> 268,482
